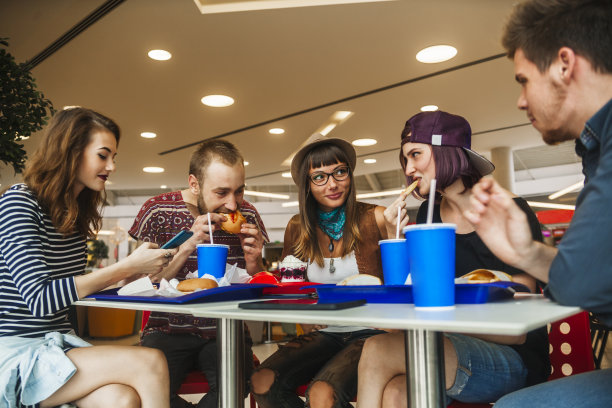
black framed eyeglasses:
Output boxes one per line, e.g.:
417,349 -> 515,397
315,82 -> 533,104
309,166 -> 350,186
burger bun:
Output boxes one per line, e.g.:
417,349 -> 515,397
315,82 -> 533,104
177,278 -> 218,293
220,211 -> 246,234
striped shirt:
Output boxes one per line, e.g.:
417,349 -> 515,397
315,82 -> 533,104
0,184 -> 84,338
129,191 -> 268,338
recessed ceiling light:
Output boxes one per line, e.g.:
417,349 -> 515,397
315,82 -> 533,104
281,172 -> 292,178
319,124 -> 337,136
15,135 -> 29,141
416,45 -> 457,63
352,138 -> 377,147
201,95 -> 234,107
160,185 -> 167,189
244,190 -> 290,199
269,128 -> 285,135
244,161 -> 250,166
334,111 -> 353,120
420,105 -> 439,112
148,49 -> 172,61
143,167 -> 164,173
140,132 -> 157,139
364,158 -> 377,164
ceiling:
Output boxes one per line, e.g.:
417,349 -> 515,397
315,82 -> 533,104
0,0 -> 583,208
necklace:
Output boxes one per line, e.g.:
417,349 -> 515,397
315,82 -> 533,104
329,237 -> 335,252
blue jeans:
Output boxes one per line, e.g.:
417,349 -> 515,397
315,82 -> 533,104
253,329 -> 385,408
494,369 -> 612,407
445,333 -> 528,403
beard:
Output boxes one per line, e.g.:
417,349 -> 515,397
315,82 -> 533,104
540,127 -> 575,145
197,194 -> 208,215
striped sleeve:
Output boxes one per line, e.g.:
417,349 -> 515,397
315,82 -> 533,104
0,189 -> 81,318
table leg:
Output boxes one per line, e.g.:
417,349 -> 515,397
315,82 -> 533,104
218,318 -> 245,408
405,329 -> 446,408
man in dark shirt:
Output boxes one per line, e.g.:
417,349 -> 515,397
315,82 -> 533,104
464,1 -> 612,406
130,139 -> 268,408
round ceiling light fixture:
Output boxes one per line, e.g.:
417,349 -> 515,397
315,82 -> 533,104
148,49 -> 172,61
140,132 -> 157,139
416,45 -> 457,63
269,128 -> 285,135
352,138 -> 377,147
420,105 -> 439,112
143,167 -> 165,173
201,95 -> 234,107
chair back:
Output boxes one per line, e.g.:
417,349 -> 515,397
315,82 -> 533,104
548,311 -> 595,380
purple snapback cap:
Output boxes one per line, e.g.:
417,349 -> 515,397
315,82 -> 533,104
401,111 -> 495,176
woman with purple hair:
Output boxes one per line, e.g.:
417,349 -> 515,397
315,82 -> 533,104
357,111 -> 549,407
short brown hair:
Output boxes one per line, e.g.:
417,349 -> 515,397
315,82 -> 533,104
502,0 -> 612,73
23,107 -> 120,237
189,140 -> 244,184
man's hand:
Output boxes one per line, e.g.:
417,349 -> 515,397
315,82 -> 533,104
464,176 -> 537,270
238,223 -> 265,274
383,191 -> 411,239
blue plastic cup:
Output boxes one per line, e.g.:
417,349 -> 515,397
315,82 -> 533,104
379,239 -> 410,285
403,224 -> 456,309
197,244 -> 229,279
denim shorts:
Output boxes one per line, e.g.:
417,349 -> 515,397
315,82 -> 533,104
445,333 -> 528,403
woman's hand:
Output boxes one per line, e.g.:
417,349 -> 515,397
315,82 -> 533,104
122,242 -> 178,277
383,191 -> 410,239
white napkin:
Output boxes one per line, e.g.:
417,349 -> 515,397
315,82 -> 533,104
218,263 -> 251,286
117,276 -> 182,297
117,276 -> 156,296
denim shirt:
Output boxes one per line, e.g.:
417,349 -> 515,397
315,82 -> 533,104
545,98 -> 612,325
0,332 -> 91,407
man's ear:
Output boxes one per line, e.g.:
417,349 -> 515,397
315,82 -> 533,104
557,47 -> 577,84
188,174 -> 200,194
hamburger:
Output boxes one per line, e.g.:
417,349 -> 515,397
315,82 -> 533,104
176,277 -> 218,293
220,210 -> 246,234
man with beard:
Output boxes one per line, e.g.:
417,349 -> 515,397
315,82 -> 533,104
464,0 -> 612,406
129,139 -> 268,408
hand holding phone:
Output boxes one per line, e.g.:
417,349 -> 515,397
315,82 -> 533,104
161,230 -> 194,249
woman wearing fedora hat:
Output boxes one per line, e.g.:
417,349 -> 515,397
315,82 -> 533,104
250,138 -> 390,408
357,111 -> 550,407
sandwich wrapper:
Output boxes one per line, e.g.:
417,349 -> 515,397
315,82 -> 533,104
116,263 -> 251,297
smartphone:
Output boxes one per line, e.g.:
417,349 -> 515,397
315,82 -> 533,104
238,298 -> 366,310
161,230 -> 193,249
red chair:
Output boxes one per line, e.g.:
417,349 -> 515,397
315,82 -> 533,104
448,311 -> 595,408
141,311 -> 257,407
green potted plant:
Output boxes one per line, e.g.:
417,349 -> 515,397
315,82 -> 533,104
0,38 -> 55,176
87,239 -> 109,268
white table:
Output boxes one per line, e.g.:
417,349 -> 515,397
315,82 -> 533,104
77,295 -> 581,408
189,294 -> 580,408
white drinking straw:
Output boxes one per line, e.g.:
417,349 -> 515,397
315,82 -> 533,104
207,212 -> 214,244
426,179 -> 437,224
396,206 -> 401,239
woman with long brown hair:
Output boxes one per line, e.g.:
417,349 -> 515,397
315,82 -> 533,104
250,138 -> 389,408
0,107 -> 174,407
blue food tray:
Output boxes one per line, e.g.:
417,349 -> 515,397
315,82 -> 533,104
314,282 -> 530,304
85,283 -> 272,304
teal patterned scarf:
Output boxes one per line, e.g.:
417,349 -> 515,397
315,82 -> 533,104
317,204 -> 346,241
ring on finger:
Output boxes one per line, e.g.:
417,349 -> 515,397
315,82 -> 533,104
164,251 -> 171,259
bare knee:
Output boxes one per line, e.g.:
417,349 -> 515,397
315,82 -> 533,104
110,386 -> 141,408
360,335 -> 384,369
381,375 -> 406,408
308,381 -> 335,408
138,347 -> 169,385
251,368 -> 275,395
